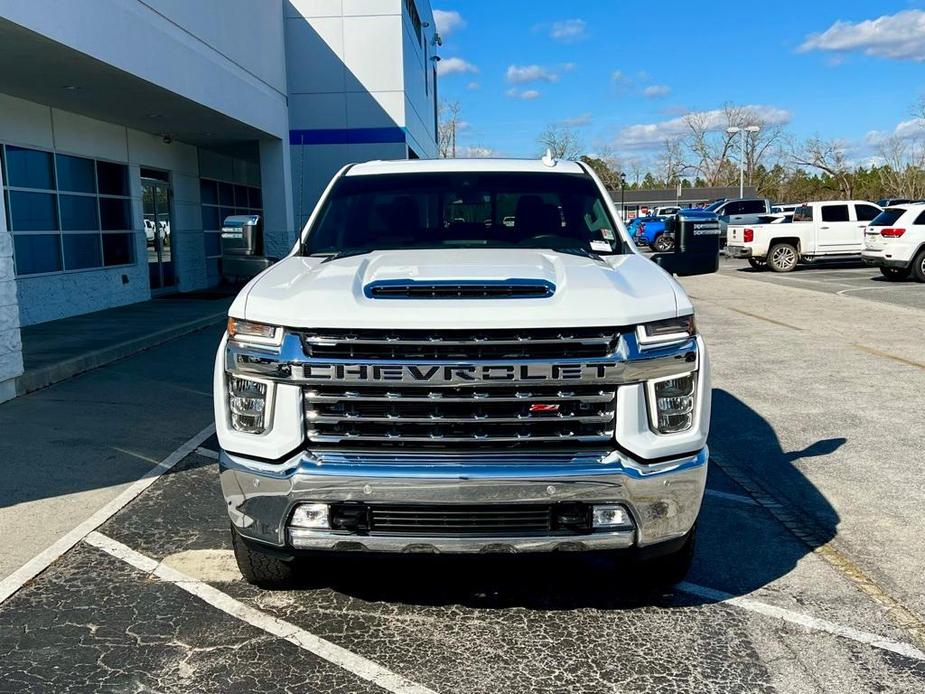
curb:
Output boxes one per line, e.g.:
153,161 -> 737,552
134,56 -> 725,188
15,312 -> 227,396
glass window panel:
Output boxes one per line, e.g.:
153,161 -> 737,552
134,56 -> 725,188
219,182 -> 234,206
56,154 -> 97,193
63,233 -> 102,270
9,191 -> 58,231
248,186 -> 262,208
200,179 -> 218,206
97,161 -> 129,196
201,205 -> 220,230
5,146 -> 54,189
234,184 -> 248,207
59,194 -> 99,231
102,232 -> 134,266
13,233 -> 62,274
99,197 -> 132,230
204,231 -> 221,257
219,207 -> 235,226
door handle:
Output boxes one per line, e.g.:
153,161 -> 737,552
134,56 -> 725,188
820,226 -> 830,229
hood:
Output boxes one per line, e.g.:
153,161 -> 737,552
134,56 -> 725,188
236,249 -> 684,329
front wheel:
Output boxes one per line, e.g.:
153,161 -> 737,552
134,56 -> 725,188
653,233 -> 674,252
232,526 -> 297,588
879,266 -> 910,281
767,243 -> 798,272
747,258 -> 767,271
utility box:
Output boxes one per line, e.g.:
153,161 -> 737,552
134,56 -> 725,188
221,215 -> 273,280
650,210 -> 720,276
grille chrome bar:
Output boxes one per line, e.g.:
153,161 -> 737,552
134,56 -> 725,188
306,411 -> 615,424
307,432 -> 614,443
304,387 -> 615,403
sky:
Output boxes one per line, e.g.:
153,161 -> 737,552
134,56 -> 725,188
432,1 -> 925,166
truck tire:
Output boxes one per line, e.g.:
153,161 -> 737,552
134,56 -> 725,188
637,524 -> 696,589
879,266 -> 910,281
767,243 -> 798,272
232,526 -> 297,588
747,258 -> 767,271
913,249 -> 925,283
653,233 -> 674,252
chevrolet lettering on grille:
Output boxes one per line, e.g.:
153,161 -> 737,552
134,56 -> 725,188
300,362 -> 622,385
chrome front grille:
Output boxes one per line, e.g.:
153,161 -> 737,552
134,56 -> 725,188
300,327 -> 620,360
305,384 -> 617,445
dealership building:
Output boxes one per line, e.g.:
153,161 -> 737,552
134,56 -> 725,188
0,0 -> 438,401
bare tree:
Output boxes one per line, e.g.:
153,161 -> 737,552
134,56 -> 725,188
679,104 -> 787,187
438,100 -> 461,158
877,136 -> 925,199
791,137 -> 855,198
658,138 -> 688,187
538,124 -> 583,160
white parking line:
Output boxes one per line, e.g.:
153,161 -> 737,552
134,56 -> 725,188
677,581 -> 925,662
0,424 -> 215,606
836,286 -> 908,296
195,446 -> 220,460
705,489 -> 759,506
85,532 -> 438,694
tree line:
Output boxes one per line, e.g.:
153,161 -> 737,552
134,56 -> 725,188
440,100 -> 925,203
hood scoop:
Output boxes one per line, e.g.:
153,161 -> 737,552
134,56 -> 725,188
365,278 -> 556,300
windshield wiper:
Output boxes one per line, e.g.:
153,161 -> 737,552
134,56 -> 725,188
545,247 -> 607,262
311,249 -> 377,263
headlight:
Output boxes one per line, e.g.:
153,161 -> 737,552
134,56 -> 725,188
228,376 -> 268,433
637,314 -> 695,347
227,317 -> 282,346
647,372 -> 696,434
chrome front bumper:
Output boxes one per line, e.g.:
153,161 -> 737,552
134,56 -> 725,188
220,447 -> 708,554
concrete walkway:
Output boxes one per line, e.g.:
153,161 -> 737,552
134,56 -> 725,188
16,293 -> 233,396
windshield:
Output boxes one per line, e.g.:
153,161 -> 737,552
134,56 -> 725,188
704,201 -> 724,212
870,208 -> 905,226
303,172 -> 623,256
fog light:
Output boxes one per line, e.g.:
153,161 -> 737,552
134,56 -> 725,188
290,503 -> 330,529
649,373 -> 696,434
592,504 -> 634,530
228,376 -> 267,433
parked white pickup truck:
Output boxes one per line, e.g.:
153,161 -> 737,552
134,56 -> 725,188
215,157 -> 715,587
726,200 -> 882,271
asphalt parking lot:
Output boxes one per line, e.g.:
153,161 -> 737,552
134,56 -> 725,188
719,256 -> 925,311
1,268 -> 925,693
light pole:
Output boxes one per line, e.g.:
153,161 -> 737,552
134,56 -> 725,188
726,125 -> 760,198
619,172 -> 626,220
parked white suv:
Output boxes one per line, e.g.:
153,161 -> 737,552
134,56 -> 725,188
862,203 -> 925,282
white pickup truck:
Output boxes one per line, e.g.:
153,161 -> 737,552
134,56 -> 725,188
215,157 -> 715,587
726,200 -> 882,271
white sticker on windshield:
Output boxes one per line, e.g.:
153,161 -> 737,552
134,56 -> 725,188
590,240 -> 611,252
601,228 -> 615,240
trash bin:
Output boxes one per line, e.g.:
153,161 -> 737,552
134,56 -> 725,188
650,209 -> 720,276
221,214 -> 273,281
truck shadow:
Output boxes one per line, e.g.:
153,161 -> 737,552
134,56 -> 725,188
288,389 -> 843,610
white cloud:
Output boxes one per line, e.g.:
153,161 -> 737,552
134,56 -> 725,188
459,146 -> 497,158
433,9 -> 465,36
800,10 -> 925,62
549,19 -> 587,43
506,88 -> 541,100
506,64 -> 559,84
437,57 -> 478,77
557,113 -> 592,127
614,105 -> 792,150
643,85 -> 671,98
466,81 -> 480,90
611,70 -> 627,82
865,117 -> 925,145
